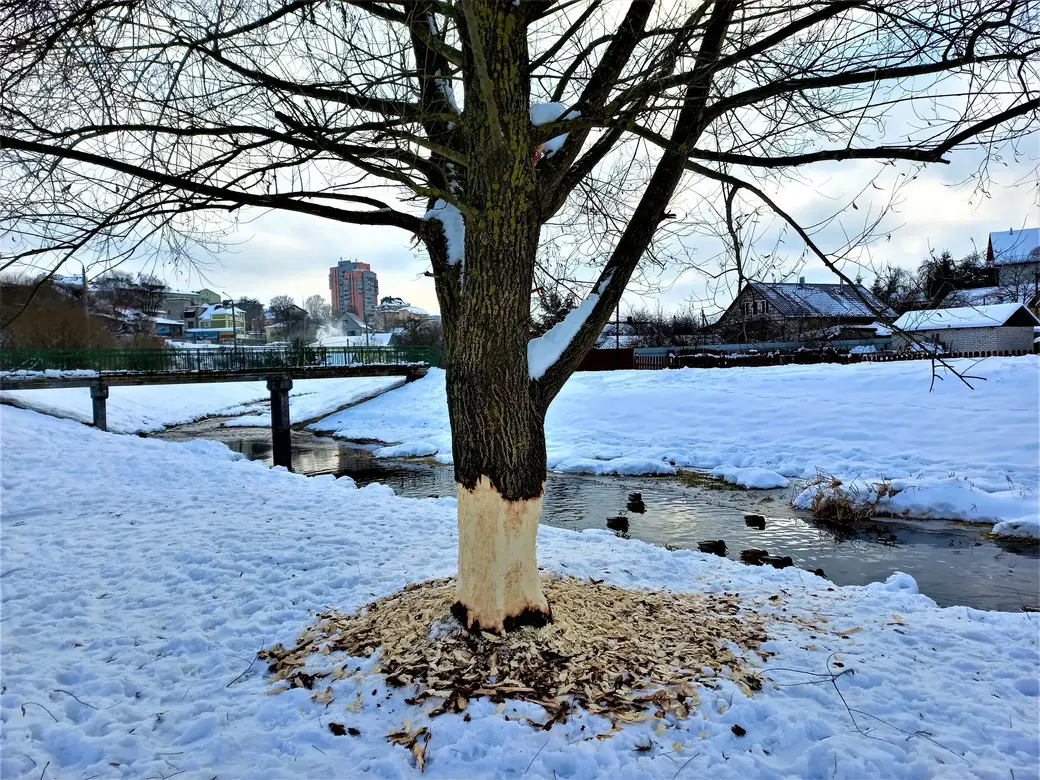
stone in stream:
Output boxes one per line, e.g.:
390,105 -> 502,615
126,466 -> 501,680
744,513 -> 766,530
626,492 -> 646,514
606,516 -> 629,534
762,555 -> 794,569
740,548 -> 769,565
697,540 -> 727,557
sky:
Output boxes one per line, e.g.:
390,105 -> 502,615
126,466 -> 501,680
144,145 -> 1037,318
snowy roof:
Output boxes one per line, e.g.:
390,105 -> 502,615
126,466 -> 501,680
185,327 -> 236,333
746,282 -> 893,319
150,317 -> 184,325
199,303 -> 241,318
939,286 -> 1026,307
988,227 -> 1039,265
892,303 -> 1039,332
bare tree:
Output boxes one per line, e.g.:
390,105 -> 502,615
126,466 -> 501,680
1,0 -> 1037,631
303,293 -> 333,324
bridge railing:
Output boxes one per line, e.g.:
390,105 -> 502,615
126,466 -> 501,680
0,345 -> 442,374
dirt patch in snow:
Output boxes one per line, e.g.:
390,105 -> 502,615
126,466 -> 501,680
260,576 -> 768,729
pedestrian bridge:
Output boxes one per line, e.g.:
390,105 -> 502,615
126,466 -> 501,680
0,345 -> 440,468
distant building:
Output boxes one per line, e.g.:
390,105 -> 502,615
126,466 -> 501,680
987,227 -> 1039,293
715,279 -> 893,344
150,317 -> 185,339
372,296 -> 431,331
183,303 -> 246,343
891,303 -> 1038,355
329,260 -> 379,326
337,311 -> 370,337
163,287 -> 221,321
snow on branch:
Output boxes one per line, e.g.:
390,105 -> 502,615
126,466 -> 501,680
531,102 -> 580,159
528,274 -> 610,380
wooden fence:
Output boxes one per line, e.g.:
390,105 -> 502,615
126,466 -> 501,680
633,348 -> 1034,371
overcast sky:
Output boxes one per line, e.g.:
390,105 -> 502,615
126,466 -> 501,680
136,145 -> 1037,316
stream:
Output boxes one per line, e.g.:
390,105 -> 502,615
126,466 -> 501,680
157,416 -> 1040,613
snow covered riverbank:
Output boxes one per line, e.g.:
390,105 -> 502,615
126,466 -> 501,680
1,405 -> 1038,778
317,358 -> 1040,532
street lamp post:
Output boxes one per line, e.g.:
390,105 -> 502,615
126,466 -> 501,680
222,294 -> 238,348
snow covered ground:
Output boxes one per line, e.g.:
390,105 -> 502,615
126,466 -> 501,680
0,376 -> 404,433
1,405 -> 1038,779
316,358 -> 1040,529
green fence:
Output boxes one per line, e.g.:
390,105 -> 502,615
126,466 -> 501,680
0,345 -> 442,373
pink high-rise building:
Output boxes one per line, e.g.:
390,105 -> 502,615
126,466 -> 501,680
329,260 -> 378,325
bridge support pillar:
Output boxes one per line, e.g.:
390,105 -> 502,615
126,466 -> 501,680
267,377 -> 293,469
90,382 -> 109,431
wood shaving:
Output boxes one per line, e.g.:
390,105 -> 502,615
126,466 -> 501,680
260,576 -> 768,728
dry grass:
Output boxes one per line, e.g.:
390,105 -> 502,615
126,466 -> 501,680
260,576 -> 768,729
806,473 -> 890,525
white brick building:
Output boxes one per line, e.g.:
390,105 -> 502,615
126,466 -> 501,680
891,303 -> 1039,355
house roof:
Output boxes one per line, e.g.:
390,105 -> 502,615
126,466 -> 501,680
744,281 -> 893,318
338,311 -> 370,330
150,317 -> 184,326
989,227 -> 1039,265
939,286 -> 1026,307
199,303 -> 242,318
892,303 -> 1040,332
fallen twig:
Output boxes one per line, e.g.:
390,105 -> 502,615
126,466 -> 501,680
53,688 -> 98,709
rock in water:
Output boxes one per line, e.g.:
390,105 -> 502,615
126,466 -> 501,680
626,493 -> 646,514
697,540 -> 727,557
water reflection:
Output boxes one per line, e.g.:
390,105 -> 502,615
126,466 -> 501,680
157,420 -> 1039,613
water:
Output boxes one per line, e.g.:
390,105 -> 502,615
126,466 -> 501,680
158,419 -> 1040,613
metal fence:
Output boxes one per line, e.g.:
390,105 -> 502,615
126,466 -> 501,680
0,345 -> 442,373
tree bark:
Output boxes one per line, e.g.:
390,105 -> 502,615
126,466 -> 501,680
444,0 -> 550,633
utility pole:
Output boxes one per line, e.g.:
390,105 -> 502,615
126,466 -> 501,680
81,262 -> 89,319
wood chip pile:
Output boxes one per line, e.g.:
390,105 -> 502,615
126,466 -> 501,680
260,576 -> 768,728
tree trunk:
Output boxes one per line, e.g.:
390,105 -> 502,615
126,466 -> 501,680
446,336 -> 550,634
440,0 -> 549,633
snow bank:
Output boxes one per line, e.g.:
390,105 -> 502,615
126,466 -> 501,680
794,475 -> 1038,537
0,376 -> 404,433
2,404 -> 1038,779
710,466 -> 790,489
319,359 -> 1039,513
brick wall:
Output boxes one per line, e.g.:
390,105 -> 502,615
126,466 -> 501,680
892,326 -> 1034,354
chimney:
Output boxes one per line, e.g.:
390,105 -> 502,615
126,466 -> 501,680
799,276 -> 805,286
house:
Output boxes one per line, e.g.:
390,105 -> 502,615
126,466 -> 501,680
150,316 -> 184,338
264,303 -> 310,342
714,279 -> 893,343
372,297 -> 433,331
987,227 -> 1039,295
891,303 -> 1039,355
162,287 -> 221,321
337,311 -> 370,337
938,285 -> 1025,308
182,303 -> 246,343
